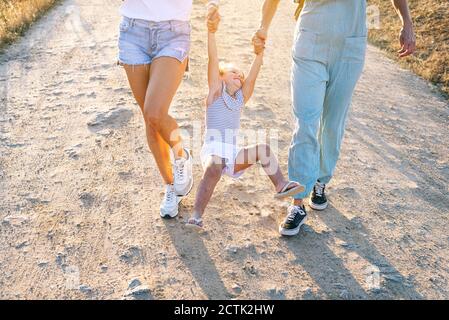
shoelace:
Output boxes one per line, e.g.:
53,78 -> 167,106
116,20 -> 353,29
175,160 -> 185,181
314,182 -> 325,197
286,206 -> 306,223
165,186 -> 174,203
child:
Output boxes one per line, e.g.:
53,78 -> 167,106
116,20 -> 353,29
186,11 -> 304,229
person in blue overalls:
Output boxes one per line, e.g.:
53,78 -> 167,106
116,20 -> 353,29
252,0 -> 416,236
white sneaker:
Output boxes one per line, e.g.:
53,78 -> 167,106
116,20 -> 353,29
173,148 -> 193,196
160,184 -> 181,218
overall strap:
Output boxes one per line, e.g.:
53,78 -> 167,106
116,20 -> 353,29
294,0 -> 305,20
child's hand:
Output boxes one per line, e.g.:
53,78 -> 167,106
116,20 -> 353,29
254,44 -> 265,57
207,6 -> 220,33
252,28 -> 267,55
255,46 -> 265,56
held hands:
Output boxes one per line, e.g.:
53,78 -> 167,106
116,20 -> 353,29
207,5 -> 220,33
398,23 -> 416,58
252,28 -> 267,55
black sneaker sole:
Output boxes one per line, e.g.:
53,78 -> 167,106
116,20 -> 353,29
309,200 -> 328,211
279,215 -> 307,236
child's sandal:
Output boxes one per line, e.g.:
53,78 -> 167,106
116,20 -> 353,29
186,217 -> 204,230
274,181 -> 305,199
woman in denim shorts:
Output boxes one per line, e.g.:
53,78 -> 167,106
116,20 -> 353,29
118,1 -> 220,219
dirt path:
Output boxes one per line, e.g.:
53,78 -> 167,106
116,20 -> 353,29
0,0 -> 448,300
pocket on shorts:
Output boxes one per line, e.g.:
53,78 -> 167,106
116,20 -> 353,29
156,22 -> 191,62
119,18 -> 131,33
342,36 -> 367,63
158,21 -> 191,42
292,29 -> 317,60
171,21 -> 191,36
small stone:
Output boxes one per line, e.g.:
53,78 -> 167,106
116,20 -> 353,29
232,284 -> 242,294
65,148 -> 79,160
79,192 -> 95,208
128,278 -> 142,290
124,285 -> 151,299
55,252 -> 66,267
15,241 -> 28,249
38,261 -> 49,267
225,245 -> 238,254
79,285 -> 92,294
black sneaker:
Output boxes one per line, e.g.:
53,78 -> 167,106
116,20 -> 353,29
279,205 -> 308,236
309,180 -> 328,210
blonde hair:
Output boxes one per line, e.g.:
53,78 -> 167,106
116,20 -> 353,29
218,61 -> 244,79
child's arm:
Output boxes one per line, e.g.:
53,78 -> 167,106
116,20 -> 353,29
207,9 -> 222,106
242,52 -> 264,103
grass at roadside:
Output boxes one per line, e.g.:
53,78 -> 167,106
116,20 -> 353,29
368,0 -> 448,97
0,0 -> 448,98
0,0 -> 60,48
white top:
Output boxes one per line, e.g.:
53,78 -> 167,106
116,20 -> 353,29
120,0 -> 219,22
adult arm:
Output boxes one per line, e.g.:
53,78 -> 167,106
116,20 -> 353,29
391,0 -> 416,57
252,0 -> 281,54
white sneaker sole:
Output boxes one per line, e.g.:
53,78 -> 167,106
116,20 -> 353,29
160,196 -> 182,219
279,215 -> 307,236
309,200 -> 328,211
175,175 -> 193,197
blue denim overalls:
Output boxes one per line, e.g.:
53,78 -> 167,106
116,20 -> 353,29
289,0 -> 367,199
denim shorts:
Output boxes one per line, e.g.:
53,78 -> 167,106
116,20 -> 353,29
117,16 -> 191,65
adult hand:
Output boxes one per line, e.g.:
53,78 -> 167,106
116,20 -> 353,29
207,5 -> 220,33
252,28 -> 267,55
398,23 -> 416,58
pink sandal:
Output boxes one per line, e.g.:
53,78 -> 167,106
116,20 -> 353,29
274,181 -> 305,199
186,217 -> 204,230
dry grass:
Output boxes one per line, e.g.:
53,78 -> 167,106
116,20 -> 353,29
368,0 -> 449,97
0,0 -> 59,47
0,0 -> 447,97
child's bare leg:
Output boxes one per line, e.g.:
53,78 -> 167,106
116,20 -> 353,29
192,156 -> 225,220
233,144 -> 289,192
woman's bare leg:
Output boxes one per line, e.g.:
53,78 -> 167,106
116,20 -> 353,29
192,156 -> 225,219
233,144 -> 289,192
123,64 -> 173,184
144,57 -> 188,160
